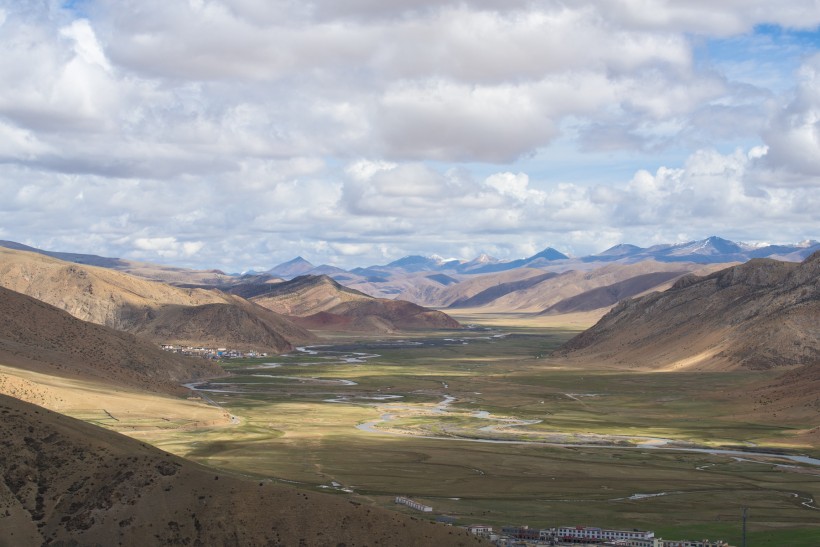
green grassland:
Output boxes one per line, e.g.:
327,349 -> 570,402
134,324 -> 820,546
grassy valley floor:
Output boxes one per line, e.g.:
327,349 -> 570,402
20,315 -> 819,546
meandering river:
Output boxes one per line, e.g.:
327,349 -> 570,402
187,341 -> 820,470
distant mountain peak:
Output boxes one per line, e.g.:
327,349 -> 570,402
463,253 -> 498,265
283,256 -> 311,265
528,247 -> 569,261
669,236 -> 743,256
267,256 -> 315,278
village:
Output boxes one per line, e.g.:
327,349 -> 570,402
467,523 -> 731,547
160,344 -> 268,359
397,497 -> 732,547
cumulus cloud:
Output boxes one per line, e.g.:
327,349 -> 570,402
760,53 -> 820,178
133,237 -> 203,259
0,1 -> 817,268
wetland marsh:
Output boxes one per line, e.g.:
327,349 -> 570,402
136,323 -> 820,546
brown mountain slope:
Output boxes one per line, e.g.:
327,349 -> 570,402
253,275 -> 462,332
539,271 -> 685,314
0,394 -> 484,547
0,247 -> 312,352
557,252 -> 820,372
448,272 -> 560,308
295,299 -> 462,332
131,301 -> 316,352
345,270 -> 466,302
428,261 -> 727,312
0,247 -> 232,328
0,286 -> 221,396
392,268 -> 550,307
0,239 -> 236,285
252,274 -> 372,316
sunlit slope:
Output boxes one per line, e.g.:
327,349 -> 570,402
0,286 -> 221,396
0,239 -> 236,285
0,247 -> 313,352
557,252 -> 820,417
441,261 -> 729,313
559,252 -> 818,369
253,274 -> 461,332
251,274 -> 372,315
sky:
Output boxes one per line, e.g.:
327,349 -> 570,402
1,1 -> 819,271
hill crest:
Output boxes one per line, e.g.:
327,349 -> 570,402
0,286 -> 222,395
0,247 -> 313,352
252,275 -> 461,332
558,252 -> 819,371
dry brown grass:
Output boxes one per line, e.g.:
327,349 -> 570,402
0,393 -> 486,546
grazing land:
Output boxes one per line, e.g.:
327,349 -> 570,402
111,316 -> 820,547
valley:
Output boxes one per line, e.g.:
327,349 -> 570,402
1,243 -> 817,545
4,2 -> 819,543
115,321 -> 820,547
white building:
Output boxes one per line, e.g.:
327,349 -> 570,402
551,526 -> 655,543
467,524 -> 493,536
394,496 -> 432,512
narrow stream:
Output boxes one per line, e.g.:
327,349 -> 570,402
355,394 -> 820,467
187,341 -> 820,470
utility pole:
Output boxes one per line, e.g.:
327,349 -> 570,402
742,507 -> 748,547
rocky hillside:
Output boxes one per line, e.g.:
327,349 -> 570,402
0,394 -> 484,547
437,261 -> 723,313
130,301 -> 315,352
252,274 -> 372,316
539,271 -> 685,314
0,248 -> 313,352
0,286 -> 222,396
294,299 -> 462,332
557,252 -> 820,371
0,239 -> 235,285
253,275 -> 462,332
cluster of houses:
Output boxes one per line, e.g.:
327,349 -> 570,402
391,497 -> 731,546
160,344 -> 268,359
465,524 -> 731,547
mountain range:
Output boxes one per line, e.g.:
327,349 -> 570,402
0,236 -> 793,322
0,234 -> 817,544
584,236 -> 819,264
263,236 -> 818,281
4,236 -> 816,289
0,247 -> 316,353
555,250 -> 820,425
559,251 -> 819,370
0,246 -> 461,352
0,286 -> 222,396
244,274 -> 461,332
0,239 -> 234,285
1,235 -> 816,342
0,257 -> 479,545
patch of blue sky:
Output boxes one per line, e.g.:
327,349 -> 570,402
516,143 -> 688,188
440,137 -> 683,190
695,25 -> 819,93
60,0 -> 90,18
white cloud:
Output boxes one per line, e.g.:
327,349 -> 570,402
60,19 -> 111,72
484,172 -> 531,201
761,53 -> 820,179
133,236 -> 204,258
598,0 -> 820,34
0,1 -> 817,269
